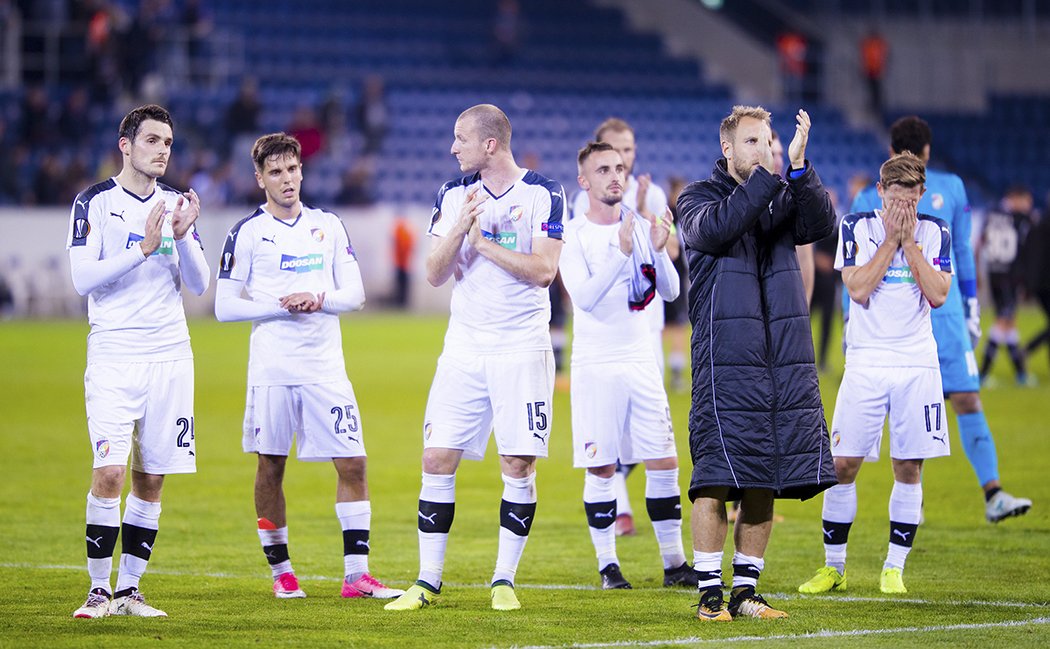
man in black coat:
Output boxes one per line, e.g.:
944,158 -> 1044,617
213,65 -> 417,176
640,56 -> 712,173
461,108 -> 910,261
676,106 -> 837,621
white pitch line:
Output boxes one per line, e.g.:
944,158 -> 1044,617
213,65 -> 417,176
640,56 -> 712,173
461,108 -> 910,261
3,562 -> 1047,610
503,617 -> 1050,649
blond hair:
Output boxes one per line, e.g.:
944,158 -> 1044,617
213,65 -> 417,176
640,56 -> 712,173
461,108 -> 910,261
594,117 -> 634,142
879,151 -> 926,189
719,105 -> 771,144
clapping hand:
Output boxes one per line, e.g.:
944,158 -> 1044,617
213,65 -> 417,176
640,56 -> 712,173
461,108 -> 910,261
171,189 -> 201,240
787,109 -> 811,171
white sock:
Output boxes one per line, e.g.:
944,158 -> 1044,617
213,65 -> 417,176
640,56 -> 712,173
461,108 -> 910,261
115,494 -> 160,594
645,468 -> 686,569
694,550 -> 723,590
822,482 -> 857,572
731,551 -> 764,590
492,472 -> 537,585
612,471 -> 633,517
258,525 -> 293,578
584,472 -> 618,570
885,481 -> 922,571
85,492 -> 120,593
336,500 -> 371,580
418,472 -> 455,589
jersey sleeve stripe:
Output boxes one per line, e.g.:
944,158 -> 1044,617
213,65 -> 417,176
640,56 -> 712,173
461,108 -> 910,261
69,179 -> 116,247
218,208 -> 263,280
839,212 -> 866,268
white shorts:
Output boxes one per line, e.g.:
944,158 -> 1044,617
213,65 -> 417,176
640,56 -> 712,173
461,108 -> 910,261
85,359 -> 196,474
571,361 -> 676,468
423,350 -> 555,461
242,379 -> 366,461
830,365 -> 950,461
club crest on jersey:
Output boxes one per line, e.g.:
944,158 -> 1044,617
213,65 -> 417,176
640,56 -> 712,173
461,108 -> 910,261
95,439 -> 111,459
72,217 -> 90,241
280,253 -> 324,273
508,205 -> 524,221
584,441 -> 597,459
311,228 -> 325,243
126,233 -> 174,255
931,193 -> 945,210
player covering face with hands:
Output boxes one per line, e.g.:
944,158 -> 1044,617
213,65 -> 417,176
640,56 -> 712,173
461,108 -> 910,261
802,152 -> 952,597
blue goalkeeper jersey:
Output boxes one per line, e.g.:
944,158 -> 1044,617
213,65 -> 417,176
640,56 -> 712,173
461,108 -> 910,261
846,168 -> 974,320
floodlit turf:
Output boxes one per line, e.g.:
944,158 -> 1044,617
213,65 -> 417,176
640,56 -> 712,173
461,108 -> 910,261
1,309 -> 1048,647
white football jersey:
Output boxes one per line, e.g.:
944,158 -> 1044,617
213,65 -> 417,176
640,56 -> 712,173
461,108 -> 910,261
835,210 -> 953,368
572,175 -> 668,332
67,178 -> 202,362
560,214 -> 661,366
428,169 -> 565,354
218,204 -> 356,386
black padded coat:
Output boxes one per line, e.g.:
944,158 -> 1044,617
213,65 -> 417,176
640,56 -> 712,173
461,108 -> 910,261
677,159 -> 837,502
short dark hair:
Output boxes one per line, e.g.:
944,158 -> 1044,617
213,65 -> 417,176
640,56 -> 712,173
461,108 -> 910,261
1004,184 -> 1032,199
251,132 -> 302,171
889,116 -> 932,156
118,104 -> 173,142
594,117 -> 633,142
577,141 -> 616,168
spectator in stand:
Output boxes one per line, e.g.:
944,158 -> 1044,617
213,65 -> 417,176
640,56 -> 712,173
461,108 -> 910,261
288,106 -> 325,162
59,86 -> 94,150
491,0 -> 522,66
860,30 -> 888,115
20,85 -> 55,149
336,162 -> 376,206
354,76 -> 389,156
181,0 -> 213,82
776,30 -> 807,104
224,78 -> 262,150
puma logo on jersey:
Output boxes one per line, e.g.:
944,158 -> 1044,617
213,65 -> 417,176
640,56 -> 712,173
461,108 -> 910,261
347,436 -> 359,444
261,236 -> 276,245
110,211 -> 125,221
418,511 -> 438,525
892,529 -> 911,541
594,509 -> 615,519
356,540 -> 370,550
86,535 -> 104,549
508,512 -> 531,528
932,433 -> 946,444
532,432 -> 548,444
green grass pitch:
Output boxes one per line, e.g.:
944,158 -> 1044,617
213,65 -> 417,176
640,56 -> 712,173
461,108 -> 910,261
0,309 -> 1048,647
